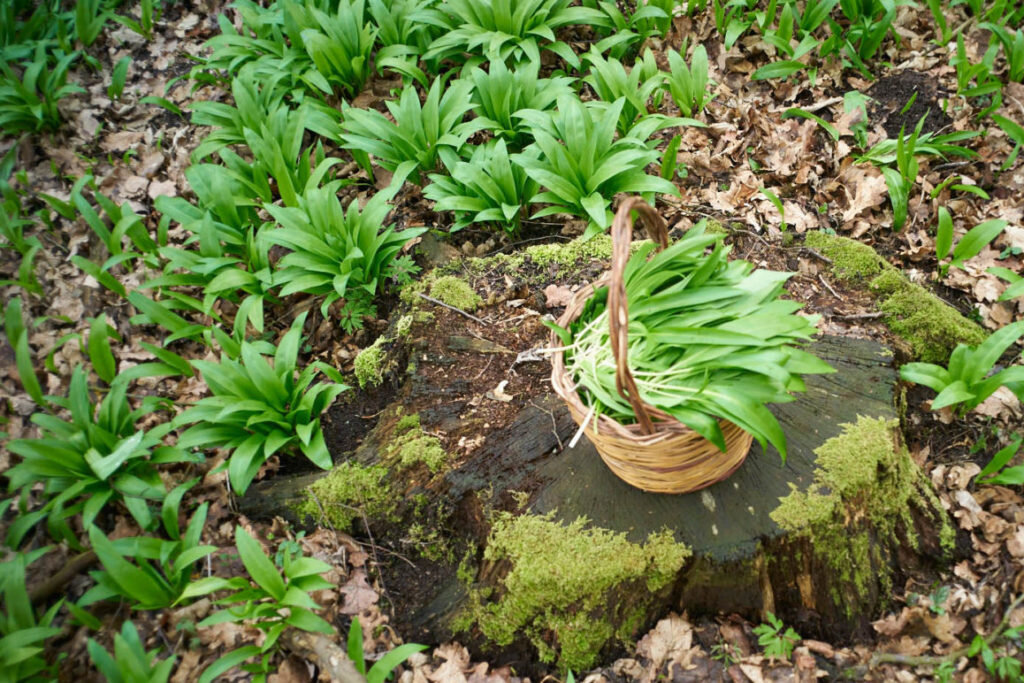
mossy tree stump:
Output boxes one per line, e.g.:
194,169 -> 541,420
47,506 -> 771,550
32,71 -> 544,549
240,240 -> 956,671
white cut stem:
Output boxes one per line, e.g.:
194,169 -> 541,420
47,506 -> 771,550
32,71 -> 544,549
568,403 -> 596,449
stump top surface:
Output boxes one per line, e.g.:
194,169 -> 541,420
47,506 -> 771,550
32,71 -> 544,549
530,335 -> 896,560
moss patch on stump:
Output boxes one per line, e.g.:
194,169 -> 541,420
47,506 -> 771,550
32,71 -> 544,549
461,512 -> 690,671
771,416 -> 954,615
804,231 -> 985,361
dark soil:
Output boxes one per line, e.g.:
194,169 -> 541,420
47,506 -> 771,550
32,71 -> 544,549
868,70 -> 953,138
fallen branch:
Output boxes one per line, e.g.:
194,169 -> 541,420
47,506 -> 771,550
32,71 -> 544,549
30,550 -> 97,604
280,629 -> 367,683
834,311 -> 886,321
870,594 -> 1024,669
417,292 -> 487,325
818,273 -> 844,302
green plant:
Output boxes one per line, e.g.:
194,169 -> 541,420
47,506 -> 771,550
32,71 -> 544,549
983,22 -> 1024,82
879,118 -> 921,231
760,187 -> 786,231
87,620 -> 176,683
466,58 -> 575,148
179,526 -> 335,683
174,313 -> 348,494
222,106 -> 343,208
547,217 -> 833,459
659,133 -> 684,181
74,0 -> 109,47
952,32 -> 1002,98
4,366 -> 194,547
368,0 -> 437,85
899,320 -> 1024,414
149,160 -> 280,332
3,297 -> 46,407
583,48 -> 679,137
925,0 -> 951,44
0,549 -> 63,681
113,0 -> 160,40
582,0 -> 666,60
71,174 -> 159,261
838,0 -> 902,69
424,138 -> 538,233
194,0 -> 375,98
753,612 -> 801,661
988,266 -> 1024,302
511,95 -> 679,238
0,45 -> 84,134
264,164 -> 425,329
977,435 -> 1024,485
286,0 -> 377,98
993,113 -> 1024,169
1,1 -> 72,61
712,0 -> 755,50
347,616 -> 427,683
859,117 -> 978,231
935,207 -> 1007,276
665,42 -> 713,117
710,640 -> 741,667
341,77 -> 479,183
107,55 -> 131,99
188,68 -> 288,161
0,195 -> 42,293
80,487 -> 216,610
968,629 -> 1024,680
421,0 -> 603,66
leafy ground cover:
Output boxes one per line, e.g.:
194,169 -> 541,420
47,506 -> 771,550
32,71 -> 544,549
0,0 -> 1023,681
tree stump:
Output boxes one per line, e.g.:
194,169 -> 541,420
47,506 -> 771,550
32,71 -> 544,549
241,266 -> 954,671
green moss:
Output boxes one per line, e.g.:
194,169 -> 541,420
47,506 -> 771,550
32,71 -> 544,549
871,270 -> 986,363
428,276 -> 482,311
383,415 -> 449,473
396,315 -> 413,338
406,522 -> 453,562
804,231 -> 890,281
704,219 -> 728,235
771,417 -> 953,614
455,234 -> 614,285
394,413 -> 421,435
464,512 -> 690,671
519,234 -> 613,270
294,461 -> 392,532
395,434 -> 447,472
354,337 -> 387,389
804,231 -> 986,362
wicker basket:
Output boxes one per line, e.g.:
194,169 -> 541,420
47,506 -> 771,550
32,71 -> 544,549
549,197 -> 754,494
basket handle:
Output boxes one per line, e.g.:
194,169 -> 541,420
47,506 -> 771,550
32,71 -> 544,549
608,197 -> 670,436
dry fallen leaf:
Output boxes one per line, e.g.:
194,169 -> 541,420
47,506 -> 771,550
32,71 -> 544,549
339,569 -> 379,615
635,613 -> 695,674
427,644 -> 471,683
544,284 -> 574,308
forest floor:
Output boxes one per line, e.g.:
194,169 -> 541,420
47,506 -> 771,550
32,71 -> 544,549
2,0 -> 1024,681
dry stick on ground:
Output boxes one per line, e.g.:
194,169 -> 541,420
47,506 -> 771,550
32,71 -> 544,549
417,292 -> 487,325
834,311 -> 887,320
280,629 -> 368,683
29,550 -> 97,604
870,594 -> 1024,669
799,246 -> 833,264
529,400 -> 565,452
818,273 -> 845,301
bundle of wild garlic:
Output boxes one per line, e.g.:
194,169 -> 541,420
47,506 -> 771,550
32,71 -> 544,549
548,222 -> 834,461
